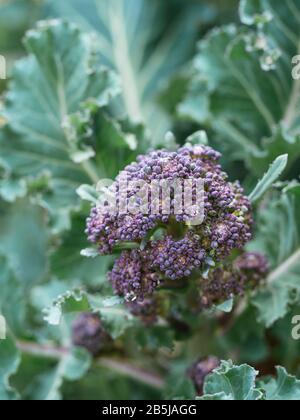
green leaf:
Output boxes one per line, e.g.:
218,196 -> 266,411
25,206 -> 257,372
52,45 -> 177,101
50,213 -> 113,287
46,0 -> 204,140
43,289 -> 90,326
0,179 -> 27,202
165,359 -> 195,400
85,294 -> 135,339
186,130 -> 209,146
180,25 -> 278,160
201,360 -> 264,400
251,184 -> 300,326
0,19 -> 121,225
0,0 -> 41,55
200,361 -> 300,401
44,290 -> 135,339
33,347 -> 91,400
250,127 -> 300,177
0,199 -> 48,289
252,285 -> 291,328
31,279 -> 71,313
223,307 -> 268,364
35,364 -> 66,401
180,1 -> 300,172
258,367 -> 300,401
76,184 -> 99,204
199,392 -> 234,400
249,154 -> 288,202
63,347 -> 91,381
215,298 -> 234,313
135,325 -> 175,352
65,109 -> 140,178
80,248 -> 99,258
0,334 -> 21,400
0,257 -> 25,335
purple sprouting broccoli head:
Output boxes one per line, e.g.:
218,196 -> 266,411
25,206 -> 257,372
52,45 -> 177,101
86,143 -> 255,310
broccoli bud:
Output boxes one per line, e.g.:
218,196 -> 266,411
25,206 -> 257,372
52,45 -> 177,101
127,297 -> 161,326
109,250 -> 160,302
188,356 -> 220,395
72,313 -> 111,357
199,252 -> 269,309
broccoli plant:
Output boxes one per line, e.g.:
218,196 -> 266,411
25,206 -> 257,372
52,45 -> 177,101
86,144 -> 255,317
0,0 -> 300,401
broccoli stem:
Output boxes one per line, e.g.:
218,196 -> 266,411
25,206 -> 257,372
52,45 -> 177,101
16,340 -> 165,390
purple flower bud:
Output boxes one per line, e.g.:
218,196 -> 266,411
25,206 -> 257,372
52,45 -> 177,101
72,313 -> 111,356
199,252 -> 269,310
109,250 -> 161,301
188,356 -> 220,395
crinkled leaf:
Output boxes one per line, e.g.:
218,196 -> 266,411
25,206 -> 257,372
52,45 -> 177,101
258,367 -> 300,401
43,289 -> 90,326
44,290 -> 135,339
252,285 -> 291,328
201,361 -> 300,401
201,360 -> 264,400
71,111 -> 140,178
0,20 -> 121,227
